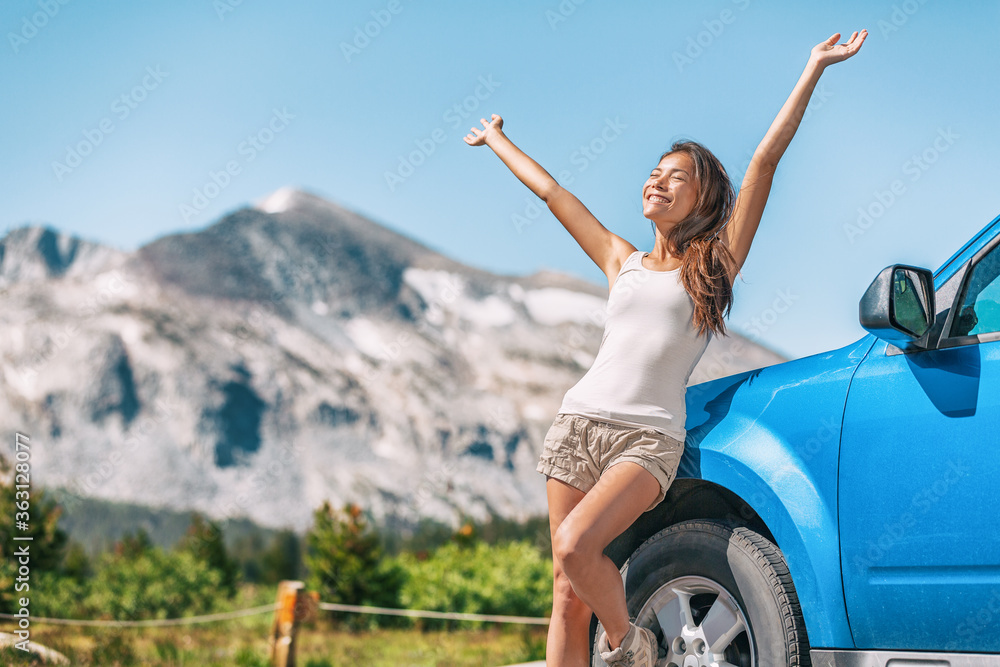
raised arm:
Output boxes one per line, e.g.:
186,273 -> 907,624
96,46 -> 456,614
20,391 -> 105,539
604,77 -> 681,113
464,114 -> 635,288
723,30 -> 868,286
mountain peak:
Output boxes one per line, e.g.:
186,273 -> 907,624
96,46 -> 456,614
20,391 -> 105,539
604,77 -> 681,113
0,224 -> 122,285
253,187 -> 350,216
254,186 -> 313,214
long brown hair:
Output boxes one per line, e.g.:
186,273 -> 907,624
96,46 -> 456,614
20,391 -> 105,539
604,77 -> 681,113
652,140 -> 739,338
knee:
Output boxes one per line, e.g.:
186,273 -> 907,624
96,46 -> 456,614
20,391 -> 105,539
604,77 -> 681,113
552,523 -> 596,573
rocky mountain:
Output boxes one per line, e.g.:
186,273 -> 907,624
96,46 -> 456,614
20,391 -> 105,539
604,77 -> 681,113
0,188 -> 787,531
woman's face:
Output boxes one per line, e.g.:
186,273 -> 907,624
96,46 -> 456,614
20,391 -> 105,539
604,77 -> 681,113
642,152 -> 700,227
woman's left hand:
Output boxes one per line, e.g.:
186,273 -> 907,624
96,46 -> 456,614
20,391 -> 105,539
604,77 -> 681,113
809,30 -> 867,69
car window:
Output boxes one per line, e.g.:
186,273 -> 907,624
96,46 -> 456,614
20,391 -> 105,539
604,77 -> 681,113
949,241 -> 1000,337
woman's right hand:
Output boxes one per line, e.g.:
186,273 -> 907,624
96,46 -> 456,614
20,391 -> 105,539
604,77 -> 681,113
463,114 -> 504,147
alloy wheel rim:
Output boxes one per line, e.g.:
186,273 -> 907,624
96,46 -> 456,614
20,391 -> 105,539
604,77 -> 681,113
634,574 -> 755,667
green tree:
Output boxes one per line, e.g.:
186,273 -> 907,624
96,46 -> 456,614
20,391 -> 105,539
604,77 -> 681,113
230,530 -> 266,582
62,540 -> 93,583
261,528 -> 303,584
0,478 -> 69,613
177,512 -> 240,597
116,527 -> 154,559
305,501 -> 407,629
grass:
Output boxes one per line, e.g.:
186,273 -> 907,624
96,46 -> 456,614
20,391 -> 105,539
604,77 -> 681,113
0,623 -> 548,666
0,586 -> 549,666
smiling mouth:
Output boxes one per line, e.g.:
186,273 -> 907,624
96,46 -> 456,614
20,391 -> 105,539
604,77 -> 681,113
647,194 -> 671,204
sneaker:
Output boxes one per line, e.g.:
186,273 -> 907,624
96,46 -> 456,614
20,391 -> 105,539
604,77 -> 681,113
597,621 -> 659,666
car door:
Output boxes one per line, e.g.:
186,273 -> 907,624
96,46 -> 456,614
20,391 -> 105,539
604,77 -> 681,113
839,237 -> 1000,651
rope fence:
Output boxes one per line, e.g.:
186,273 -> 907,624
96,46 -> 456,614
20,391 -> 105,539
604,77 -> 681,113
0,603 -> 279,628
317,601 -> 550,625
0,596 -> 550,627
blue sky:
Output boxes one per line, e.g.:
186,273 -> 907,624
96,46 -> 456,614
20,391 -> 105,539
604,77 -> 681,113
2,0 -> 998,360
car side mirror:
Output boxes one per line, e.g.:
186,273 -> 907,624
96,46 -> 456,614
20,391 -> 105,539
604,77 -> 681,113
859,264 -> 935,350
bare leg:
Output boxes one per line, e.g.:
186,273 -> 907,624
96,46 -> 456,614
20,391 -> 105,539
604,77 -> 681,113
551,461 -> 661,650
544,477 -> 594,667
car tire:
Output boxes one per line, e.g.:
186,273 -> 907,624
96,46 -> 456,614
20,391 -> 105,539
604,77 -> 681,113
591,519 -> 810,667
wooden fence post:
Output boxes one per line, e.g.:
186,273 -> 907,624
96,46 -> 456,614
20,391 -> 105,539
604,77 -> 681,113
269,580 -> 305,667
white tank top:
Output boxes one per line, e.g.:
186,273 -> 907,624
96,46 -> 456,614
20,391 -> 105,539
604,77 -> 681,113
557,250 -> 712,441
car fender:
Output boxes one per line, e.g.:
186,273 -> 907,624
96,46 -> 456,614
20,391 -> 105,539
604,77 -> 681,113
678,333 -> 876,648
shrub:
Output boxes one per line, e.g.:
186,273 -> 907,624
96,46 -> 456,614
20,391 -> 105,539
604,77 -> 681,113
32,569 -> 89,618
83,546 -> 222,620
394,540 -> 553,630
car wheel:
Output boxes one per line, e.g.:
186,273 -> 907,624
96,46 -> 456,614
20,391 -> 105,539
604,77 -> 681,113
591,519 -> 810,667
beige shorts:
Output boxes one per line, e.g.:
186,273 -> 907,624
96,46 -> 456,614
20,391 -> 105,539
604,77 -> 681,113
536,413 -> 685,513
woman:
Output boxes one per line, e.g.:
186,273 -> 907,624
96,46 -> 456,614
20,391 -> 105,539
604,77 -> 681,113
464,30 -> 867,667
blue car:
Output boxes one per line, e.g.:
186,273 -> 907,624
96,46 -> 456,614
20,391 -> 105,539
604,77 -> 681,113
593,214 -> 1000,665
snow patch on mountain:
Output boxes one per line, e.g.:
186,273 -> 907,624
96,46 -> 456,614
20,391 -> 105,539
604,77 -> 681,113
403,267 -> 518,328
522,287 -> 607,326
255,186 -> 300,214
